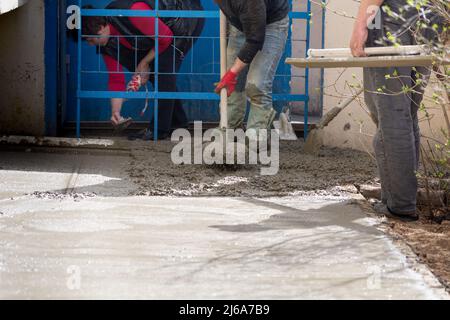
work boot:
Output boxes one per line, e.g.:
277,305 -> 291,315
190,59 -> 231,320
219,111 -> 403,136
386,207 -> 419,222
128,128 -> 149,141
129,129 -> 170,141
112,117 -> 133,133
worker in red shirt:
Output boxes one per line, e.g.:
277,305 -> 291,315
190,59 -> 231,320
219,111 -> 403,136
82,0 -> 204,140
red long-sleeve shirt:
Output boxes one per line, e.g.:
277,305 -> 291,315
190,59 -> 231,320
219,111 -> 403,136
103,2 -> 173,91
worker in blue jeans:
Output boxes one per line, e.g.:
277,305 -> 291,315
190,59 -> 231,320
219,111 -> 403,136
214,0 -> 290,135
350,0 -> 441,221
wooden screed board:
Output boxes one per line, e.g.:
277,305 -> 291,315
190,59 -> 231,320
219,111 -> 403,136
286,46 -> 449,68
286,55 -> 449,69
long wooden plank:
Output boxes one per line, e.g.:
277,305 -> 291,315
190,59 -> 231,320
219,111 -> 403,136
286,55 -> 448,69
307,45 -> 426,58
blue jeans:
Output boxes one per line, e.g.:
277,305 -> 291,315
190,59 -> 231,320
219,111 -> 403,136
226,16 -> 289,131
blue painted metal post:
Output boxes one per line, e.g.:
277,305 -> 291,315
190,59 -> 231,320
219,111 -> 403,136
304,0 -> 312,139
77,0 -> 82,139
60,0 -> 68,134
153,0 -> 159,141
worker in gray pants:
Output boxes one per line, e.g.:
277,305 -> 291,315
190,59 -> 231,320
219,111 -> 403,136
350,0 -> 441,221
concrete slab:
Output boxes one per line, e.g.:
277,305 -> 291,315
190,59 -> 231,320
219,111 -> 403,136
0,196 -> 447,299
0,150 -> 447,299
0,150 -> 136,199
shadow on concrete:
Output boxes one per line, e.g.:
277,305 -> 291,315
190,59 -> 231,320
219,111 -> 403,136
211,198 -> 380,236
173,199 -> 385,281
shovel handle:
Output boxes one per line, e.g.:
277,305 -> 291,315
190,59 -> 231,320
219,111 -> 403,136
219,11 -> 228,130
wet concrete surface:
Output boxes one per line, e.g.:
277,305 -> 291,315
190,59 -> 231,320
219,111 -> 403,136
126,139 -> 378,197
0,148 -> 135,199
0,148 -> 448,299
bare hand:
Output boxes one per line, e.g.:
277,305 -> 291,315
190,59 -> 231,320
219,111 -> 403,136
350,24 -> 368,57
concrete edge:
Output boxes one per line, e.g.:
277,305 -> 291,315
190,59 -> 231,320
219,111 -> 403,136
0,135 -> 120,149
355,198 -> 450,299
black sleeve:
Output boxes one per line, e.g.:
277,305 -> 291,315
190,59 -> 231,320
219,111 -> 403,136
237,0 -> 267,64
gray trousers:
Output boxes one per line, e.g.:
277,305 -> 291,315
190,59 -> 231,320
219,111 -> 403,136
364,19 -> 431,214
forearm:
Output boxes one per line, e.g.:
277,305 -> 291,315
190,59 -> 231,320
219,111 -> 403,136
230,58 -> 247,74
140,49 -> 155,66
355,0 -> 384,29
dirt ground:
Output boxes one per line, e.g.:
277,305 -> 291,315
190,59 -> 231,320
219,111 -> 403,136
384,214 -> 450,291
126,139 -> 450,292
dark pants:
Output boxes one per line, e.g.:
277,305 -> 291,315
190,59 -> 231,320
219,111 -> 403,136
364,17 -> 433,214
149,18 -> 205,134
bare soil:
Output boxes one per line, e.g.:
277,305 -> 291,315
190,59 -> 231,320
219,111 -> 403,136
385,212 -> 450,292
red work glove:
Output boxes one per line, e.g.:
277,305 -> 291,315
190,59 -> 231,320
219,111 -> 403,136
127,74 -> 142,92
215,70 -> 238,97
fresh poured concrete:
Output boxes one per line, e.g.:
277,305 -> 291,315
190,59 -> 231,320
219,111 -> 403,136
0,149 -> 448,299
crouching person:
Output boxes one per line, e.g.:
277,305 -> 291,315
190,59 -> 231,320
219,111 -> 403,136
82,0 -> 204,140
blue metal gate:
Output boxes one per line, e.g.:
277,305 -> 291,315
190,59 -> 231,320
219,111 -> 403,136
68,0 -> 314,138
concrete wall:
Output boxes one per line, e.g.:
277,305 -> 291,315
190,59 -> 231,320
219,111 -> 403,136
291,0 -> 324,117
321,0 -> 449,152
0,0 -> 45,136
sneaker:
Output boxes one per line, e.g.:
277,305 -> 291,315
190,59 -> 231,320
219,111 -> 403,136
112,117 -> 133,133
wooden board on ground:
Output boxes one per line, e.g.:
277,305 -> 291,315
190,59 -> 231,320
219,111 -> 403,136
286,55 -> 448,69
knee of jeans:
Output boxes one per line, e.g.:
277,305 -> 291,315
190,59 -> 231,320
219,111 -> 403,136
245,82 -> 271,107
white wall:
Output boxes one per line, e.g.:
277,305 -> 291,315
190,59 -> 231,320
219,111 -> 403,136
291,0 -> 324,116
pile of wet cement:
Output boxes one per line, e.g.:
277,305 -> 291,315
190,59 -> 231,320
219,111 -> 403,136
126,140 -> 378,197
29,191 -> 98,201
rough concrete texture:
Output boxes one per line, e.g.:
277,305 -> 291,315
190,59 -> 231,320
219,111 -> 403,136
0,148 -> 448,299
127,140 -> 377,197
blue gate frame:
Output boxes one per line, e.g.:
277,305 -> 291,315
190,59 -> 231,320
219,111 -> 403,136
76,0 -> 313,139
